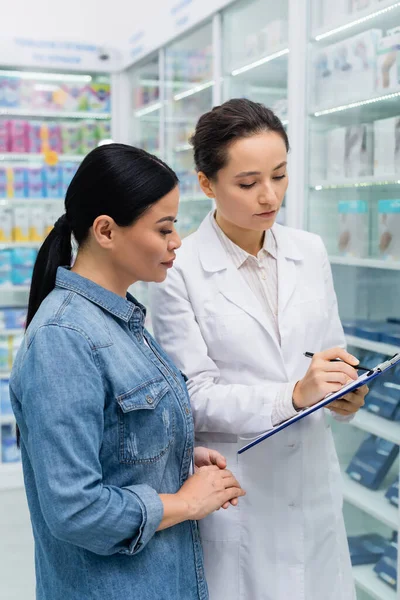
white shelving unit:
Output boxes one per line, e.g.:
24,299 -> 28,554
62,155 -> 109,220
353,565 -> 397,600
329,257 -> 400,271
346,336 -> 400,357
351,411 -> 400,447
342,473 -> 398,530
0,108 -> 110,120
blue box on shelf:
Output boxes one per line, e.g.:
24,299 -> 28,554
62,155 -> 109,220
0,379 -> 12,415
0,307 -> 27,330
385,478 -> 399,507
346,435 -> 399,490
364,371 -> 400,420
353,320 -> 385,342
1,424 -> 20,463
374,539 -> 398,590
348,534 -> 389,566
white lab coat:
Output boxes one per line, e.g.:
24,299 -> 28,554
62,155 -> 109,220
150,212 -> 355,600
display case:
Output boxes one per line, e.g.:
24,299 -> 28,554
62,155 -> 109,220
130,54 -> 161,156
0,66 -> 112,489
307,2 -> 400,598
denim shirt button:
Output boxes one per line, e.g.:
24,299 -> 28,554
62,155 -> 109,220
185,406 -> 190,415
146,395 -> 154,405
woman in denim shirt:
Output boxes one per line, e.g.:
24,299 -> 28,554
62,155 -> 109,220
10,144 -> 245,600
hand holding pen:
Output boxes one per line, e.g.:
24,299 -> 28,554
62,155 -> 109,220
292,347 -> 367,412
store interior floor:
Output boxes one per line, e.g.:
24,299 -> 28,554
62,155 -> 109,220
0,488 -> 35,599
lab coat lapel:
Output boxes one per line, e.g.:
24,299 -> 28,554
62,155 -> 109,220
197,213 -> 281,348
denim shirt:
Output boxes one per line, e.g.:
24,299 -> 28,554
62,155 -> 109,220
10,267 -> 208,600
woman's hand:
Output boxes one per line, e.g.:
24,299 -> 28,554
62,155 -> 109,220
293,347 -> 360,409
327,384 -> 368,416
194,446 -> 238,508
176,465 -> 245,521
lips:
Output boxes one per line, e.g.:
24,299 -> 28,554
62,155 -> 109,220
255,210 -> 277,217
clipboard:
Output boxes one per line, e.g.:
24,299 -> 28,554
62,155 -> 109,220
238,352 -> 400,455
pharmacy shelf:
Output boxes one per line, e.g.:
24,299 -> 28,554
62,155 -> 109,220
173,80 -> 214,102
342,473 -> 398,530
0,372 -> 11,379
134,101 -> 162,118
352,411 -> 400,445
230,46 -> 289,77
0,153 -> 84,163
0,415 -> 15,425
0,463 -> 23,491
0,329 -> 24,336
329,256 -> 400,270
312,0 -> 400,43
0,285 -> 30,293
0,108 -> 110,120
353,564 -> 397,600
312,91 -> 400,124
346,335 -> 399,357
311,176 -> 400,191
0,243 -> 41,250
0,198 -> 63,206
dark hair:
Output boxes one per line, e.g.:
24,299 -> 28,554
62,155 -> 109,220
26,143 -> 179,328
190,98 -> 289,180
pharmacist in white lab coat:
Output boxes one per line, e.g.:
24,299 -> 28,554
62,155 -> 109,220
150,99 -> 368,600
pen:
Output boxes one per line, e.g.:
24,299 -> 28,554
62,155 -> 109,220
304,352 -> 371,372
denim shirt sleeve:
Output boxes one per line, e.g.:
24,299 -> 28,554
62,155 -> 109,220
17,324 -> 164,556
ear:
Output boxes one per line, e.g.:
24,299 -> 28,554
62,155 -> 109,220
92,215 -> 117,249
198,171 -> 215,199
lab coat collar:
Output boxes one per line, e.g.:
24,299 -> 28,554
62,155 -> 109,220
197,211 -> 303,273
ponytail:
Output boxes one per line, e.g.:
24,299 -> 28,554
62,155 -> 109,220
26,214 -> 72,328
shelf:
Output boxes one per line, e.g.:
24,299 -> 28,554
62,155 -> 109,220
173,80 -> 214,102
312,0 -> 400,43
0,329 -> 24,336
0,153 -> 84,163
342,473 -> 398,529
353,564 -> 397,600
346,335 -> 399,357
329,256 -> 400,270
174,143 -> 192,153
0,286 -> 30,293
0,198 -> 63,206
0,415 -> 15,425
230,47 -> 289,77
351,410 -> 400,445
0,372 -> 11,379
0,243 -> 41,249
0,462 -> 23,490
312,176 -> 400,191
134,101 -> 162,118
312,91 -> 400,122
0,108 -> 111,120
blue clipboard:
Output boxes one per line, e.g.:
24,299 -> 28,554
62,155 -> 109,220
238,353 -> 400,455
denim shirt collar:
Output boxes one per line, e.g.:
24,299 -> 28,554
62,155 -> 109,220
55,267 -> 146,324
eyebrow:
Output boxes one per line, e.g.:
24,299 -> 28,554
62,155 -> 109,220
156,216 -> 176,223
234,162 -> 287,178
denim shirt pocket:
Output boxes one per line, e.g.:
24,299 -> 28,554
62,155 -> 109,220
117,377 -> 175,464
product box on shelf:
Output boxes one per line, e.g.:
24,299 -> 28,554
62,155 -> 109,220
376,27 -> 400,93
326,128 -> 346,179
314,29 -> 382,108
346,434 -> 399,490
338,200 -> 369,257
27,121 -> 42,153
345,124 -> 373,177
57,83 -> 88,112
0,250 -> 12,287
258,19 -> 288,56
8,120 -> 28,153
60,122 -> 81,154
348,533 -> 389,566
29,207 -> 46,242
1,424 -> 20,463
11,167 -> 27,199
43,166 -> 62,199
11,248 -> 37,286
81,120 -> 98,154
0,379 -> 12,415
365,375 -> 400,420
385,478 -> 399,507
0,168 -> 7,197
12,206 -> 29,242
374,117 -> 400,177
0,307 -> 27,330
0,120 -> 8,153
374,539 -> 398,590
87,82 -> 111,113
378,199 -> 400,260
0,207 -> 13,243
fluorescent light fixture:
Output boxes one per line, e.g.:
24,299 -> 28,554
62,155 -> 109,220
314,91 -> 400,116
134,102 -> 162,117
0,70 -> 92,82
173,80 -> 214,101
315,2 -> 400,41
231,48 -> 289,77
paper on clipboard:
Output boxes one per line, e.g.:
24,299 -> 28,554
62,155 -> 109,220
238,353 -> 400,455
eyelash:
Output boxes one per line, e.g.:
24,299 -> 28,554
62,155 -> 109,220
239,175 -> 286,189
160,220 -> 177,236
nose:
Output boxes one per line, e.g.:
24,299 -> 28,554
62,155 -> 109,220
168,230 -> 181,251
258,180 -> 278,204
